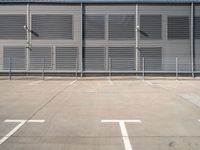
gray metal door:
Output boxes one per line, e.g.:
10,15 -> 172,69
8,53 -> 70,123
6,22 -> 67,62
3,46 -> 26,70
108,47 -> 135,71
30,47 -> 52,70
84,47 -> 106,71
56,47 -> 78,71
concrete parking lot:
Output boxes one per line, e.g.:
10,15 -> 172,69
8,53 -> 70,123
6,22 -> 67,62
0,77 -> 200,150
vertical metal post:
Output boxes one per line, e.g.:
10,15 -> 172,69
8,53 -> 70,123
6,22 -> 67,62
142,57 -> 145,80
42,57 -> 45,80
80,2 -> 83,77
76,57 -> 78,78
9,57 -> 12,80
26,3 -> 30,73
176,57 -> 178,80
135,4 -> 139,72
109,58 -> 112,80
191,3 -> 195,78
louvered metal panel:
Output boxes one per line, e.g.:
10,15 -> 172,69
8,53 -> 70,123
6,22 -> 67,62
109,15 -> 135,40
84,47 -> 105,71
84,15 -> 105,40
195,17 -> 200,39
0,15 -> 26,39
32,14 -> 72,40
140,47 -> 162,71
140,15 -> 162,40
195,16 -> 200,71
30,47 -> 52,70
168,16 -> 190,39
56,47 -> 78,71
3,46 -> 26,70
108,47 -> 135,71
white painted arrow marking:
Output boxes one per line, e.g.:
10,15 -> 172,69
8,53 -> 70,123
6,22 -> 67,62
101,120 -> 141,150
0,119 -> 45,145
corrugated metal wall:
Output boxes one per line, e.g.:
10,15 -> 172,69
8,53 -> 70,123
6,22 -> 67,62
0,3 -> 198,74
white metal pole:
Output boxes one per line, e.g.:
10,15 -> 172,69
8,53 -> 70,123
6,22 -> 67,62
80,2 -> 83,77
191,3 -> 194,78
136,4 -> 139,72
26,3 -> 30,72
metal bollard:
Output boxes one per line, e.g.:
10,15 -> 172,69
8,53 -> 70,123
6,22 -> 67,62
176,57 -> 178,80
9,57 -> 12,80
142,57 -> 145,80
109,58 -> 112,80
76,57 -> 78,78
42,57 -> 45,80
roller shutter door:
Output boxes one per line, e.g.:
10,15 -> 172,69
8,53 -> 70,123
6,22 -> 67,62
108,47 -> 135,71
3,47 -> 26,70
140,15 -> 162,40
84,47 -> 105,71
56,47 -> 78,71
109,15 -> 135,40
32,14 -> 72,40
168,16 -> 189,39
140,47 -> 162,71
30,47 -> 52,70
84,15 -> 105,40
0,15 -> 26,39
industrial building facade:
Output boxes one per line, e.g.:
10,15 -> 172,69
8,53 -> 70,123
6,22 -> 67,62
0,0 -> 200,75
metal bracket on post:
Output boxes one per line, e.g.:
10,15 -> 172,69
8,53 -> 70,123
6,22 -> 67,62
176,57 -> 178,80
9,57 -> 12,80
42,57 -> 45,80
142,57 -> 145,80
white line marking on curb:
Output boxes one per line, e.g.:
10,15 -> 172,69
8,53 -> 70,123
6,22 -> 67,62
0,120 -> 45,145
101,120 -> 141,150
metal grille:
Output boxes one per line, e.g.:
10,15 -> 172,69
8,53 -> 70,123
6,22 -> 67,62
108,47 -> 135,71
140,47 -> 162,71
32,14 -> 72,40
56,47 -> 78,71
168,16 -> 190,39
84,15 -> 105,40
109,15 -> 135,40
195,16 -> 200,39
140,15 -> 162,40
0,15 -> 26,39
3,46 -> 26,70
84,47 -> 105,71
30,47 -> 52,70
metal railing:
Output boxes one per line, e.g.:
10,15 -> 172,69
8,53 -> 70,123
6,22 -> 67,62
0,56 -> 199,80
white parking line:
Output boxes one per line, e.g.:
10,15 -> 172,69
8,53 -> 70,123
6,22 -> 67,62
28,80 -> 43,85
101,120 -> 141,150
68,80 -> 77,85
0,119 -> 45,145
